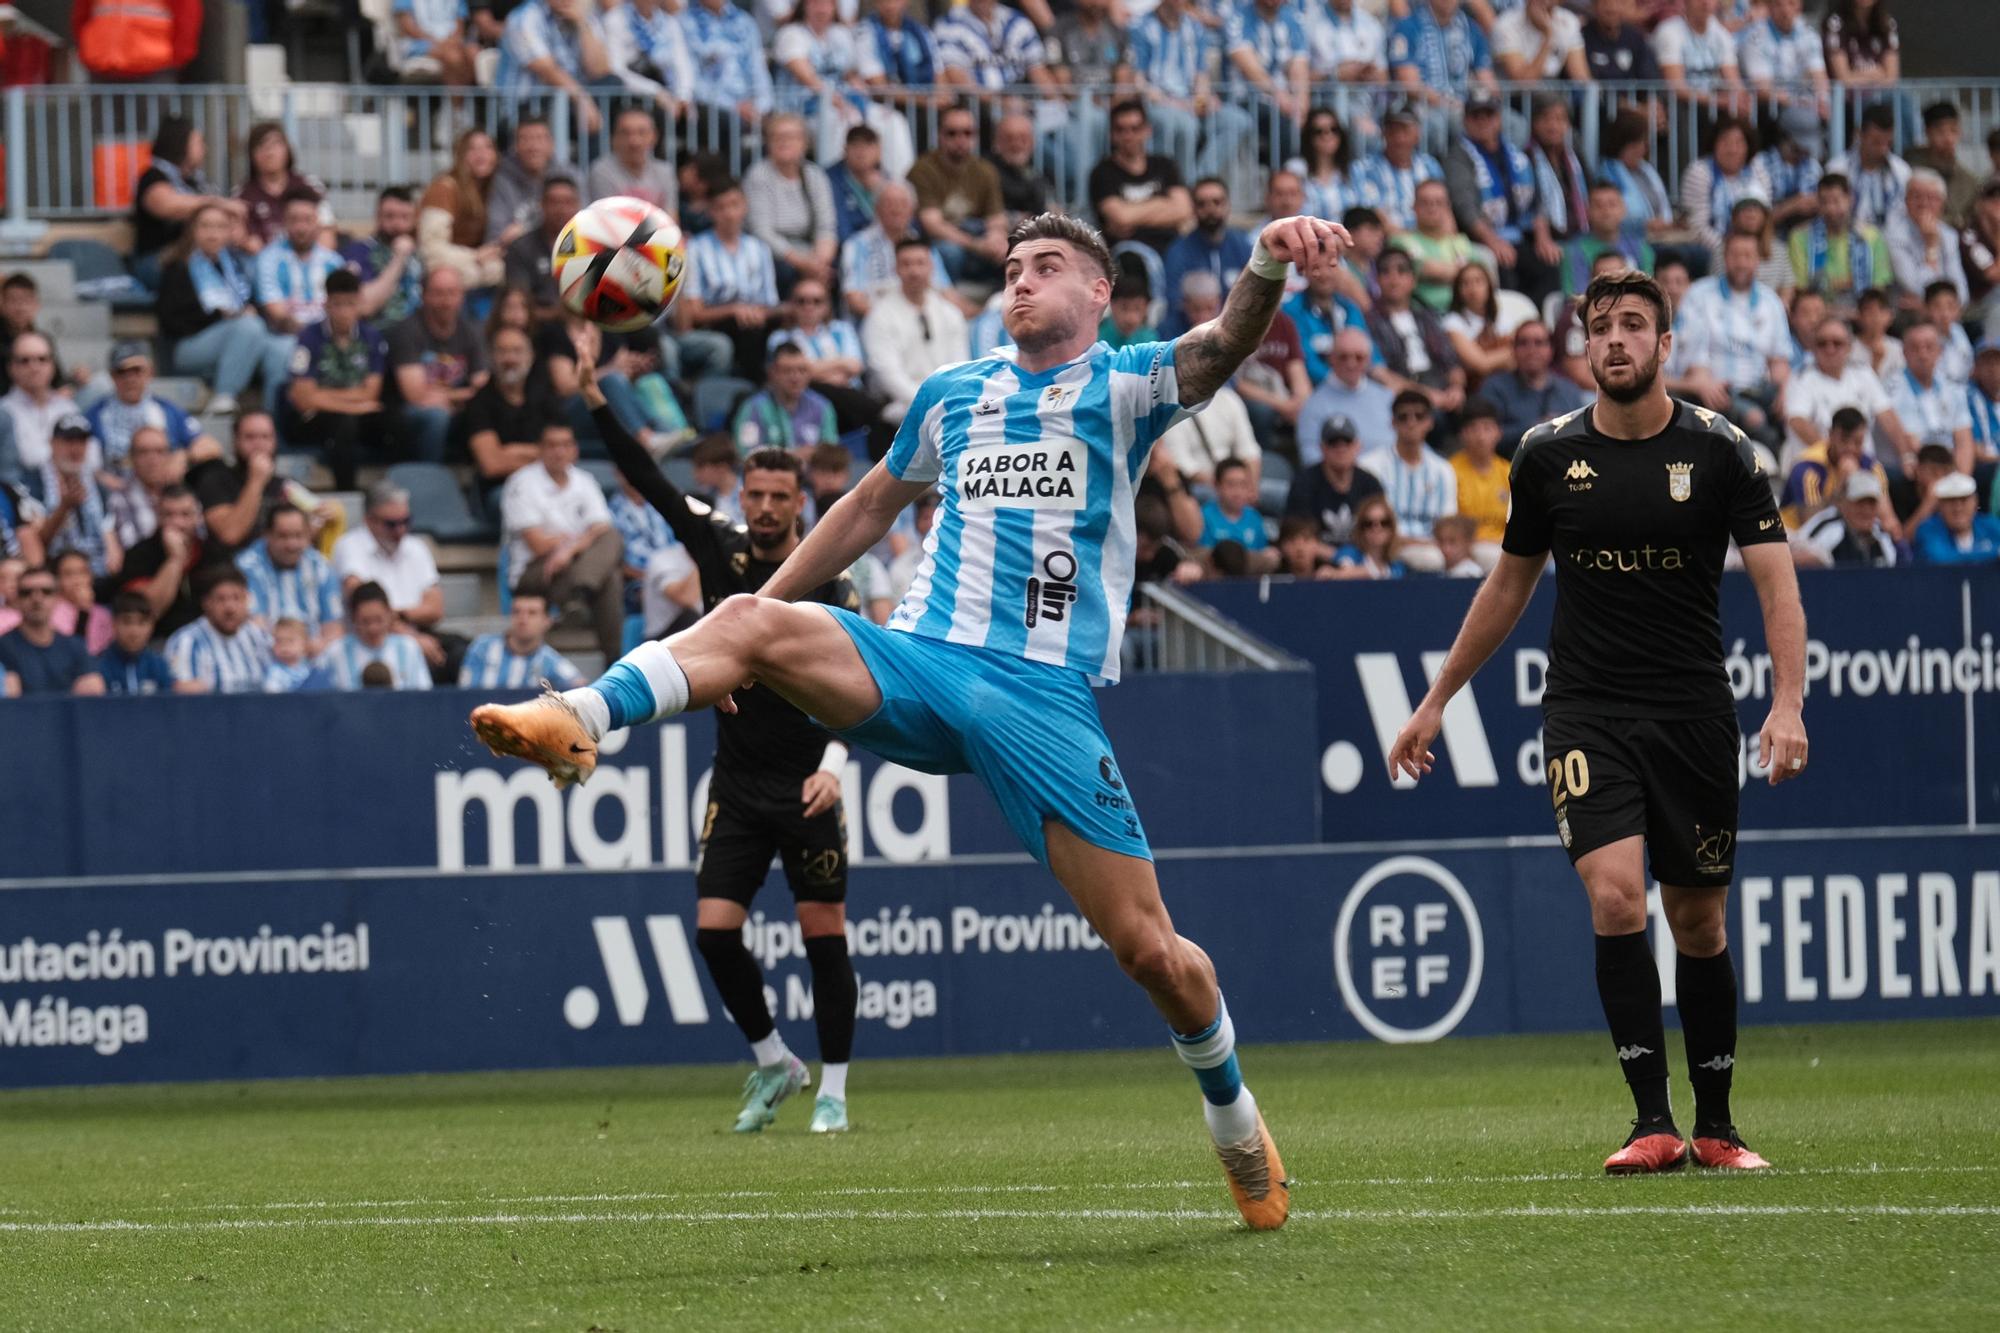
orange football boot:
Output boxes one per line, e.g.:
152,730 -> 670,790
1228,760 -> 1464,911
1604,1117 -> 1691,1175
1215,1113 -> 1290,1230
1691,1126 -> 1772,1170
469,687 -> 598,789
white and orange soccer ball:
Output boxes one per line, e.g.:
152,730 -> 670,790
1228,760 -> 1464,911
553,196 -> 687,332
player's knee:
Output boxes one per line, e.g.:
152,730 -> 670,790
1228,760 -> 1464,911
696,924 -> 752,968
1665,895 -> 1728,956
1585,880 -> 1649,934
1114,933 -> 1182,994
709,594 -> 796,665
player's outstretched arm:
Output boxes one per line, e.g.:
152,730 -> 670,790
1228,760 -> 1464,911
1174,215 -> 1351,407
760,461 -> 934,604
1388,552 -> 1543,781
1740,541 -> 1809,786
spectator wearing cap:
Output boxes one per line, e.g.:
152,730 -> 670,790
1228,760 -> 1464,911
458,590 -> 586,689
1386,0 -> 1496,115
96,591 -> 173,696
87,342 -> 221,479
316,580 -> 433,690
166,567 -> 275,694
1447,90 -> 1552,301
1222,0 -> 1312,161
1789,175 -> 1891,315
0,563 -> 105,697
1781,405 -> 1890,529
1562,182 -> 1655,299
1967,338 -> 2000,470
118,483 -> 234,639
1912,472 -> 2000,565
1798,470 -> 1899,569
1906,102 -> 1981,231
1364,249 -> 1464,416
1285,412 -> 1385,549
236,505 -> 344,651
1479,320 -> 1588,458
104,425 -> 184,551
255,189 -> 347,341
1827,105 -> 1912,232
332,483 -> 456,679
27,415 -> 121,579
1491,0 -> 1588,82
1782,314 -> 1912,474
1359,388 -> 1457,570
1674,231 -> 1792,444
1886,175 -> 1969,315
283,269 -> 389,493
1680,114 -> 1775,253
1352,101 -> 1443,236
1755,105 -> 1827,234
1526,95 -> 1590,253
1654,0 -> 1744,108
1298,327 -> 1395,464
2,331 -> 82,484
1889,322 -> 1975,477
1737,0 -> 1829,119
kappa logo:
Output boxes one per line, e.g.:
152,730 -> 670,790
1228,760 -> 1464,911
1565,460 -> 1598,481
1668,461 -> 1693,502
1698,1054 -> 1736,1071
563,916 -> 711,1030
1616,1044 -> 1656,1061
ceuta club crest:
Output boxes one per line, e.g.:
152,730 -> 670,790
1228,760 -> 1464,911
1667,461 -> 1692,502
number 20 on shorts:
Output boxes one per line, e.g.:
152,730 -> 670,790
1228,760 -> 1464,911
1547,750 -> 1591,807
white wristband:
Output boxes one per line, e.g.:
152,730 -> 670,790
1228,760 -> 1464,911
817,741 -> 849,776
1247,239 -> 1290,282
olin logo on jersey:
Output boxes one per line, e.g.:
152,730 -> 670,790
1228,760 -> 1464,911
1025,549 -> 1080,627
959,440 -> 1086,510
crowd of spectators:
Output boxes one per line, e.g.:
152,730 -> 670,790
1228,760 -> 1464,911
5,0 -> 2000,697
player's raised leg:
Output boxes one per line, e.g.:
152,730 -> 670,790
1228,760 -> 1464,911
469,596 -> 882,786
1045,823 -> 1288,1230
1577,837 -> 1689,1175
1662,885 -> 1769,1169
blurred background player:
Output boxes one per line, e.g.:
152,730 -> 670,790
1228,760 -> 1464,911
1390,269 -> 1809,1176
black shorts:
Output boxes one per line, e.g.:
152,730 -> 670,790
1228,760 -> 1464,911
695,774 -> 847,907
1542,711 -> 1741,888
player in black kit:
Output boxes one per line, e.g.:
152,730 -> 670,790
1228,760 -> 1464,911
579,340 -> 865,1136
1390,270 -> 1810,1175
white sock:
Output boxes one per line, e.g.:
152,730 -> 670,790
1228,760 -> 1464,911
819,1062 -> 848,1102
750,1032 -> 791,1068
1203,1085 -> 1260,1147
624,639 -> 691,715
561,687 -> 611,742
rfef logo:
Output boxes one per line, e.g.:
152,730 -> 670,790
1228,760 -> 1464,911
1332,856 -> 1484,1044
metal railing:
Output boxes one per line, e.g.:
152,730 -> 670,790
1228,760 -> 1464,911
1125,582 -> 1301,675
6,76 -> 1998,237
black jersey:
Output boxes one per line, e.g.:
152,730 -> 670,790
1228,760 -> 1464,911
1502,399 -> 1785,720
594,405 -> 861,778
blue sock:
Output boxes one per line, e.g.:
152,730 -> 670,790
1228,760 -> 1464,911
592,662 -> 657,730
582,640 -> 690,730
1172,1001 -> 1245,1107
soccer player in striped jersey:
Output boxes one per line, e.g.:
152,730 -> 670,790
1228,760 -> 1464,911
472,209 -> 1351,1228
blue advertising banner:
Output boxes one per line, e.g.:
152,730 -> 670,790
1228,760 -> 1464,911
1194,567 -> 2000,844
4,832 -> 1995,1088
0,670 -> 1321,880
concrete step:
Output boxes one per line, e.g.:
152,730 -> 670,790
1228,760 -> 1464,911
432,541 -> 501,575
151,377 -> 207,411
40,302 -> 112,345
5,260 -> 77,304
111,310 -> 161,342
61,337 -> 114,376
440,571 -> 483,620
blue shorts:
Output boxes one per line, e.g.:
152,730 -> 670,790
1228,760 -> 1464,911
818,607 -> 1150,865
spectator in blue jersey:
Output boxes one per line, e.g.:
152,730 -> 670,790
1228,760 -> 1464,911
1737,0 -> 1831,119
1198,458 -> 1277,573
1388,0 -> 1496,123
681,0 -> 774,151
87,343 -> 221,479
496,0 -> 624,139
391,0 -> 478,88
1445,89 -> 1553,304
773,277 -> 884,452
166,567 -> 273,695
1890,322 -> 1976,477
96,591 -> 173,697
0,564 -> 104,697
1969,340 -> 2000,473
1285,264 -> 1372,389
262,617 -> 336,693
861,0 -> 939,114
1912,472 -> 2000,565
29,416 -> 121,579
237,506 -> 344,651
1755,105 -> 1825,236
1162,178 -> 1253,339
610,468 -> 699,635
678,179 -> 782,382
1358,389 -> 1457,571
826,126 -> 890,245
338,187 -> 424,328
734,343 -> 839,460
1351,101 -> 1444,235
317,581 -> 434,690
1224,0 -> 1311,161
158,203 -> 294,420
458,592 -> 586,690
1129,0 -> 1249,179
283,270 -> 388,492
602,0 -> 694,125
255,189 -> 346,340
933,0 -> 1057,103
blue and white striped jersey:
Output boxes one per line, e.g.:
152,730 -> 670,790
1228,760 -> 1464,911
458,633 -> 585,690
885,340 -> 1193,684
253,243 -> 345,327
684,231 -> 779,307
1128,11 -> 1213,100
166,617 -> 274,694
236,540 -> 344,629
315,632 -> 434,690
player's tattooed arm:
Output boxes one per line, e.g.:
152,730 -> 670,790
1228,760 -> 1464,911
1174,275 -> 1287,407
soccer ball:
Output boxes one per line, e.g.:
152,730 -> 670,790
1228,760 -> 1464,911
553,197 -> 687,332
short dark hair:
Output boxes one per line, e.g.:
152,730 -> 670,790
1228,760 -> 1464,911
1458,394 -> 1500,426
1708,113 -> 1758,156
542,173 -> 580,198
347,580 -> 390,616
1340,206 -> 1383,233
324,268 -> 361,297
1654,255 -> 1691,279
281,185 -> 321,212
1603,110 -> 1651,160
53,548 -> 92,575
1134,493 -> 1171,541
1376,248 -> 1415,275
1111,271 -> 1151,304
1829,406 -> 1869,436
359,661 -> 395,688
1819,172 -> 1852,196
510,589 -> 549,613
1857,286 -> 1893,311
808,443 -> 851,474
1,271 -> 35,295
1923,280 -> 1962,305
1589,179 -> 1623,198
1580,268 -> 1671,335
377,184 -> 414,207
1392,387 -> 1433,415
1277,514 -> 1319,544
1214,457 -> 1250,482
893,236 -> 933,258
1005,212 -> 1115,283
691,434 -> 738,469
1923,100 -> 1961,128
742,448 -> 803,480
197,566 -> 248,601
511,112 -> 551,138
1210,539 -> 1248,577
111,590 -> 154,619
768,340 -> 806,363
1860,103 -> 1896,134
1109,98 -> 1148,126
1902,318 -> 1941,342
266,504 -> 308,532
1192,175 -> 1229,198
711,176 -> 744,200
157,482 -> 197,507
844,124 -> 880,148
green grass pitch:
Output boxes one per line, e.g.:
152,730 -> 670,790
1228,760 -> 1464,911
5,1019 -> 1996,1331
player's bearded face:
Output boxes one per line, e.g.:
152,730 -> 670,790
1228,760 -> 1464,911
1585,299 -> 1667,404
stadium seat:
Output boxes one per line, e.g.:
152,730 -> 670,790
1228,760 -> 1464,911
1258,453 -> 1293,518
46,238 -> 153,311
663,456 -> 697,495
387,461 -> 495,543
578,459 -> 621,498
692,376 -> 755,433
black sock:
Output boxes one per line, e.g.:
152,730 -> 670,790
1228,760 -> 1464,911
1677,948 -> 1738,1132
1595,931 -> 1672,1122
805,934 -> 858,1065
695,927 -> 774,1045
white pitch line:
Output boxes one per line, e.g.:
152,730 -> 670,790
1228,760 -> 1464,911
4,1203 -> 2000,1237
89,1161 -> 2000,1218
